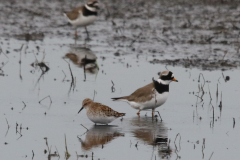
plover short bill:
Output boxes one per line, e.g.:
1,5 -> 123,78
64,0 -> 99,38
112,71 -> 178,117
78,98 -> 125,125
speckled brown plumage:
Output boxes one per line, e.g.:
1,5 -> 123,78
92,102 -> 125,117
79,98 -> 125,124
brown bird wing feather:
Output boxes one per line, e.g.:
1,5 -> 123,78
65,6 -> 83,20
95,103 -> 125,117
121,82 -> 154,103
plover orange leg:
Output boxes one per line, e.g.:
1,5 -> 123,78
137,110 -> 141,116
75,29 -> 78,37
85,26 -> 89,38
152,109 -> 155,117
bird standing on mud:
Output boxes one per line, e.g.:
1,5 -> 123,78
112,71 -> 178,117
64,0 -> 99,38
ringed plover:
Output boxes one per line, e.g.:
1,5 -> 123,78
112,71 -> 178,117
64,0 -> 99,38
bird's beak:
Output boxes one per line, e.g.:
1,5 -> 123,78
78,106 -> 84,114
172,78 -> 178,82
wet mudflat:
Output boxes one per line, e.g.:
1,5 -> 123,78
1,0 -> 240,160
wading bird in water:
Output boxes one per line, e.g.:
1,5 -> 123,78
78,98 -> 125,125
112,71 -> 178,117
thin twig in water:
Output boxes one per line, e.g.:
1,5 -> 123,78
165,65 -> 168,70
77,125 -> 89,137
174,133 -> 181,152
208,84 -> 214,127
16,122 -> 18,134
22,101 -> 26,110
55,146 -> 60,158
111,80 -> 115,92
218,77 -> 221,84
5,118 -> 10,137
5,118 -> 10,129
68,63 -> 75,93
0,46 -> 9,59
222,72 -> 225,82
216,83 -> 218,104
65,134 -> 71,159
39,95 -> 52,105
0,60 -> 9,76
208,84 -> 212,101
63,59 -> 75,93
155,111 -> 162,121
195,95 -> 203,103
68,63 -> 74,84
135,142 -> 138,150
93,90 -> 97,101
219,91 -> 222,116
209,152 -> 214,160
44,138 -> 51,154
202,138 -> 205,159
83,55 -> 87,81
32,150 -> 34,160
233,118 -> 235,128
198,73 -> 206,88
41,50 -> 46,62
193,111 -> 195,122
80,124 -> 89,131
16,130 -> 23,140
62,70 -> 66,82
19,44 -> 24,80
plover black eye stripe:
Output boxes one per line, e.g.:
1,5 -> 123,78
88,1 -> 98,6
160,71 -> 173,80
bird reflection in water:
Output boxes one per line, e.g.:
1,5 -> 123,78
78,125 -> 124,150
130,117 -> 172,158
65,47 -> 99,79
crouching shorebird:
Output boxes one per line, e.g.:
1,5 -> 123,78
78,98 -> 125,125
112,71 -> 178,117
64,0 -> 99,38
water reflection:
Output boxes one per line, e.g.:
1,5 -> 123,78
65,47 -> 99,74
79,125 -> 124,150
130,117 -> 171,158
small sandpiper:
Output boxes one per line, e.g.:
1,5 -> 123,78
78,98 -> 125,125
112,71 -> 178,117
64,0 -> 99,38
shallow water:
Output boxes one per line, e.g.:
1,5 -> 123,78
1,0 -> 240,160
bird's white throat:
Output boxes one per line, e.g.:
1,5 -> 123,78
85,4 -> 97,12
157,79 -> 171,85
